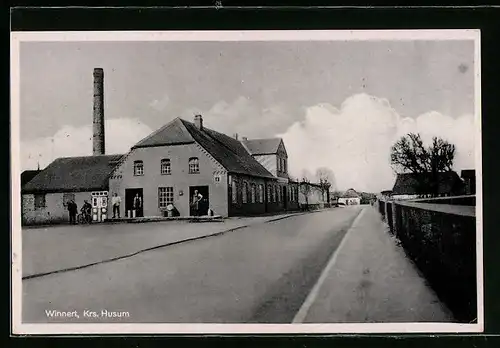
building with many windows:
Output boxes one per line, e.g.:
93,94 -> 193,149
108,114 -> 300,218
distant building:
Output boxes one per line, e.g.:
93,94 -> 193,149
380,190 -> 393,197
460,169 -> 476,195
391,171 -> 464,200
21,155 -> 123,225
338,188 -> 361,205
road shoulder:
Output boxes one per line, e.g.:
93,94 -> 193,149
298,206 -> 454,323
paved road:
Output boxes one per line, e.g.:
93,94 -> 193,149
23,207 -> 362,323
22,213 -> 301,278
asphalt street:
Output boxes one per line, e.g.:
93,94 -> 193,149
22,207 -> 362,323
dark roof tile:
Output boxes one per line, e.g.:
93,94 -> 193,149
180,120 -> 276,179
392,171 -> 464,195
22,154 -> 123,193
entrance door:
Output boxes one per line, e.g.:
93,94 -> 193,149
189,186 -> 209,216
125,188 -> 143,217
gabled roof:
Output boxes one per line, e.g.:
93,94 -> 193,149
131,117 -> 276,179
21,170 -> 41,188
241,138 -> 284,155
132,118 -> 195,148
341,188 -> 360,198
392,171 -> 464,196
22,154 -> 124,194
180,120 -> 276,179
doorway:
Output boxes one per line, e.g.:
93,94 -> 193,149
125,188 -> 143,217
189,186 -> 209,216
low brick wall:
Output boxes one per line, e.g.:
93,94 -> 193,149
377,198 -> 477,323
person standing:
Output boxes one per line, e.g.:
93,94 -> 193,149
133,193 -> 143,217
191,190 -> 203,216
67,199 -> 77,225
111,193 -> 122,218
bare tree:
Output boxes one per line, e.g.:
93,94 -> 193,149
315,167 -> 335,203
300,175 -> 312,211
390,133 -> 456,197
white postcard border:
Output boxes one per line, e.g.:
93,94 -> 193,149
10,29 -> 483,335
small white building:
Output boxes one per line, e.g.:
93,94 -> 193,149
338,188 -> 361,205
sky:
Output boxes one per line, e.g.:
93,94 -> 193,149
19,39 -> 476,193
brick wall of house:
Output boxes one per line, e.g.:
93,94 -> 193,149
228,174 -> 268,216
108,143 -> 228,217
22,191 -> 92,225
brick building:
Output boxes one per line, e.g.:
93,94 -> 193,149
21,155 -> 122,225
108,115 -> 300,218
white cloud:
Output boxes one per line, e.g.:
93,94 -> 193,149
149,94 -> 170,111
20,118 -> 154,171
181,96 -> 294,139
279,93 -> 475,193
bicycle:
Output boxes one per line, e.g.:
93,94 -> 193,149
77,212 -> 92,224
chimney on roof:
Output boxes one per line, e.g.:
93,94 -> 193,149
233,133 -> 238,140
92,68 -> 105,156
194,114 -> 203,130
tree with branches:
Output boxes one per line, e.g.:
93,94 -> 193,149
299,175 -> 312,211
390,133 -> 456,197
315,167 -> 335,204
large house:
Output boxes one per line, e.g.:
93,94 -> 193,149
108,115 -> 300,218
338,188 -> 361,205
21,115 -> 303,225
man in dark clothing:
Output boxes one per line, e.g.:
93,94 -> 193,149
133,193 -> 143,217
81,200 -> 92,223
67,200 -> 77,225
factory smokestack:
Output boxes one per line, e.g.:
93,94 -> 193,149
93,68 -> 105,156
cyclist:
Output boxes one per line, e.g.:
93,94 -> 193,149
81,200 -> 93,223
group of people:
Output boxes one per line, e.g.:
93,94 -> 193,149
67,190 -> 207,224
66,199 -> 92,225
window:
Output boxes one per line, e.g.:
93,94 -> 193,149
277,186 -> 281,202
134,160 -> 144,176
259,184 -> 264,203
63,193 -> 75,207
242,182 -> 248,203
158,187 -> 174,209
232,180 -> 237,203
189,157 -> 199,174
34,194 -> 46,209
251,184 -> 256,203
161,159 -> 171,175
277,158 -> 281,172
267,185 -> 271,203
284,159 -> 287,173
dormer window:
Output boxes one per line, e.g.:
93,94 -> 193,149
134,160 -> 144,176
161,159 -> 171,175
189,157 -> 200,174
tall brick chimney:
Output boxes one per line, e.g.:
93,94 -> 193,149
194,114 -> 203,130
92,68 -> 105,155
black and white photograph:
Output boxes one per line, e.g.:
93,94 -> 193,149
11,30 -> 482,334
